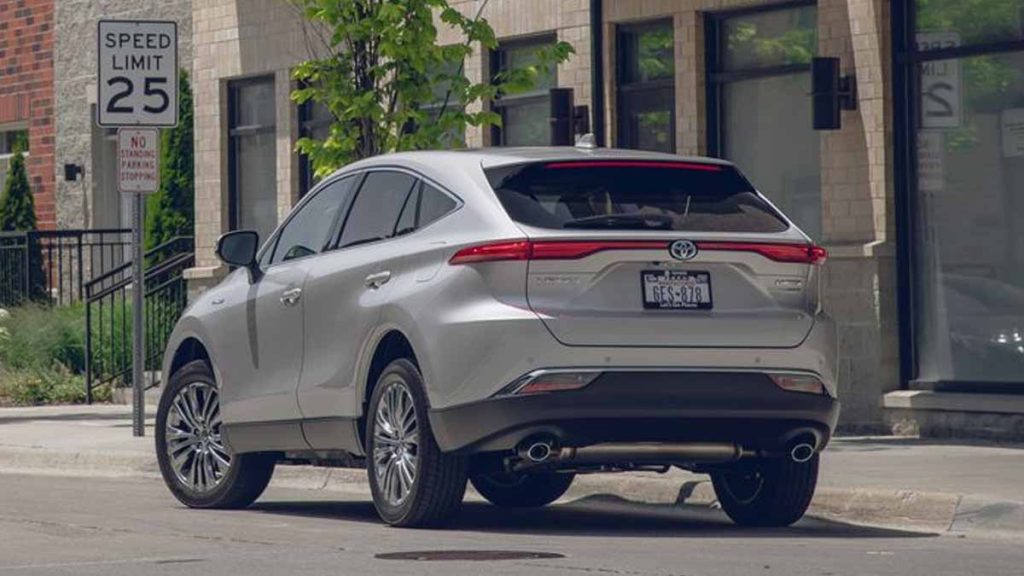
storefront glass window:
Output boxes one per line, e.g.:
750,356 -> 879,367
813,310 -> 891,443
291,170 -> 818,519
915,0 -> 1024,48
492,37 -> 556,146
722,5 -> 817,70
617,21 -> 675,153
709,4 -> 821,240
229,77 -> 278,243
914,51 -> 1024,384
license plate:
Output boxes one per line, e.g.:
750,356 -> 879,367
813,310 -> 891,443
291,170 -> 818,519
641,270 -> 713,310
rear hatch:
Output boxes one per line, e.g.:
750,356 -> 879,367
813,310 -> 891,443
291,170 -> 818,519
483,159 -> 825,348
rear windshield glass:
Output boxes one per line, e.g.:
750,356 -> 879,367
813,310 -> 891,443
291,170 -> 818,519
484,161 -> 789,233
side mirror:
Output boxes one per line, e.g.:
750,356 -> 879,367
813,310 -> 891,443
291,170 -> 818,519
216,230 -> 261,282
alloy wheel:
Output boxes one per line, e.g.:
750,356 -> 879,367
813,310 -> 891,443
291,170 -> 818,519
165,381 -> 231,492
372,379 -> 420,506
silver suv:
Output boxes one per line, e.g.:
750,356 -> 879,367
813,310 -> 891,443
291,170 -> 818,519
156,146 -> 838,528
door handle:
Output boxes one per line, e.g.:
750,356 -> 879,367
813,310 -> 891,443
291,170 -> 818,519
280,287 -> 302,306
364,271 -> 392,289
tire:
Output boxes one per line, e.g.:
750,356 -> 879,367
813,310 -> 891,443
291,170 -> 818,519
156,360 -> 275,509
366,359 -> 468,527
471,472 -> 575,508
711,453 -> 819,527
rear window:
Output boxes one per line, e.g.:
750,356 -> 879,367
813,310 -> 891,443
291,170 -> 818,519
484,160 -> 789,233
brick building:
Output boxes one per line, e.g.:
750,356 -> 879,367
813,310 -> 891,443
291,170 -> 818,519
184,0 -> 1024,439
0,0 -> 54,229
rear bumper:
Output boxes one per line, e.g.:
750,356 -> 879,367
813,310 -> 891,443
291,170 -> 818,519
429,371 -> 839,454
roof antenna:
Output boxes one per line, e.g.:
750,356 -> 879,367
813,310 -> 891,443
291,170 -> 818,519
575,133 -> 597,150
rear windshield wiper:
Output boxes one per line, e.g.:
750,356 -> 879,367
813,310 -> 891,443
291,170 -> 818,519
562,214 -> 674,230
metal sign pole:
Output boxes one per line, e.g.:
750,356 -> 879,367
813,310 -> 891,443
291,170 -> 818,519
132,192 -> 145,437
98,20 -> 177,438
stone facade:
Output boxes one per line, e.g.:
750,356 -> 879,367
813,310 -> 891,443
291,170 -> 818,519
186,0 -> 906,432
0,0 -> 55,229
53,0 -> 192,230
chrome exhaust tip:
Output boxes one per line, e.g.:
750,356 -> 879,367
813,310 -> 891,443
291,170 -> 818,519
790,442 -> 816,463
523,441 -> 554,463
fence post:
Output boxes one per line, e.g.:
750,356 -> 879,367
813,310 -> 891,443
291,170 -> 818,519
85,297 -> 93,405
76,235 -> 84,302
21,232 -> 30,302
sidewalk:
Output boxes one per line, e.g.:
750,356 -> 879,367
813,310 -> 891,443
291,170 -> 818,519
1,404 -> 1021,538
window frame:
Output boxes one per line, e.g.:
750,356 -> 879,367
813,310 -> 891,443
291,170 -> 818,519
263,173 -> 361,267
489,34 -> 559,146
227,75 -> 277,233
325,166 -> 464,252
615,19 -> 677,152
297,97 -> 335,198
704,0 -> 817,157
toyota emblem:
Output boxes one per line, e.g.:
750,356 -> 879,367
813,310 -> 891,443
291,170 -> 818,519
669,240 -> 698,261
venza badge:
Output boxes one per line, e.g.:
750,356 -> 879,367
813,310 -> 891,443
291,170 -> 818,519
669,239 -> 698,261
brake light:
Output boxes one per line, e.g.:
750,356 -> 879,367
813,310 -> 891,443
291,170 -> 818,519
544,160 -> 722,172
697,242 -> 828,265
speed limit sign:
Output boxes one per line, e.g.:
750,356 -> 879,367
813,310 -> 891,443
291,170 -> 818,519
97,20 -> 178,127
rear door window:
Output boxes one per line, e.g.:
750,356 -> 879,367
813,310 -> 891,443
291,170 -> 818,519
484,160 -> 789,233
336,171 -> 417,248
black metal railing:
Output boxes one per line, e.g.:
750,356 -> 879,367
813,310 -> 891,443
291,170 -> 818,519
84,236 -> 194,402
0,229 -> 131,307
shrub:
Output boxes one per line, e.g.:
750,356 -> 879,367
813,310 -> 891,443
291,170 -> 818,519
0,303 -> 86,373
0,365 -> 111,406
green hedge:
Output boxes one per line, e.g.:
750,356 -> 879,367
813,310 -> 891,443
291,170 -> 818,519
0,304 -> 111,406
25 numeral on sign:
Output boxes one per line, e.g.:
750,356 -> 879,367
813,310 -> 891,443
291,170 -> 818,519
105,77 -> 170,115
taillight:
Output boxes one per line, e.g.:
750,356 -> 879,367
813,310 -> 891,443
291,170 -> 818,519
449,240 -> 827,265
448,240 -> 531,264
531,240 -> 664,260
697,242 -> 828,265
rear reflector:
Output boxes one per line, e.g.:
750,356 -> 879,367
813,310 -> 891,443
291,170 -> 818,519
544,160 -> 723,171
451,239 -> 828,265
496,370 -> 602,397
769,373 -> 826,395
697,242 -> 828,265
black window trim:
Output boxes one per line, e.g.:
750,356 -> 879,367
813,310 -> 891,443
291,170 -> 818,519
489,33 -> 559,146
227,75 -> 277,233
704,0 -> 817,158
615,18 -> 677,153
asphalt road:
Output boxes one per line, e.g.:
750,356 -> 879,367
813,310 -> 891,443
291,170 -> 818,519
1,473 -> 1021,576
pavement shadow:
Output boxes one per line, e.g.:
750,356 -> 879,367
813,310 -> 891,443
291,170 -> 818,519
249,495 -> 936,540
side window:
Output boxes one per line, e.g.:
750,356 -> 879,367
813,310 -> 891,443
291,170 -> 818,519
337,171 -> 417,248
393,185 -> 420,236
418,182 -> 458,227
391,181 -> 457,236
270,176 -> 357,265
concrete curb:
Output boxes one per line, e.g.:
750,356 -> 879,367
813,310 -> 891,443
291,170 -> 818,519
1,446 -> 1020,539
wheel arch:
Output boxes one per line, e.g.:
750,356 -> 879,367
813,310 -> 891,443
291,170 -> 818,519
168,337 -> 211,377
358,329 -> 420,444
